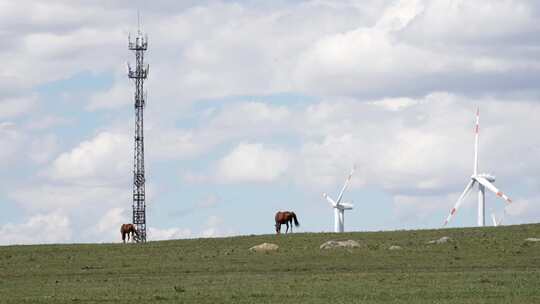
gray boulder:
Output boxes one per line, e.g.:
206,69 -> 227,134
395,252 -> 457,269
320,240 -> 361,250
428,236 -> 451,244
249,243 -> 279,252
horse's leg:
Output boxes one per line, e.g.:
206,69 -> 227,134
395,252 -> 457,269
290,220 -> 293,233
286,222 -> 289,234
122,232 -> 126,244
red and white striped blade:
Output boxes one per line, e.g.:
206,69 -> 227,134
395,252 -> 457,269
475,176 -> 513,204
475,107 -> 480,133
444,179 -> 476,226
474,107 -> 479,175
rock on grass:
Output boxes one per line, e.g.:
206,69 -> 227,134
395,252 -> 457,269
427,236 -> 451,244
320,240 -> 361,250
249,243 -> 279,252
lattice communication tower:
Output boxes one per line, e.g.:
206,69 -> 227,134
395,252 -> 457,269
128,23 -> 149,242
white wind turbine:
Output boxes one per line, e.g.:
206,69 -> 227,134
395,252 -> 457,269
444,108 -> 513,227
490,208 -> 505,227
491,212 -> 502,227
323,166 -> 355,232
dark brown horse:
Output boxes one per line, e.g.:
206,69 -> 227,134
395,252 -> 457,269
120,224 -> 138,243
275,211 -> 300,234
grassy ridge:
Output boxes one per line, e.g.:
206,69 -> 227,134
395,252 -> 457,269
1,224 -> 540,303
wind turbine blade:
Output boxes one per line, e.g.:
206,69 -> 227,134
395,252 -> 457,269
491,212 -> 498,226
474,107 -> 479,175
498,209 -> 506,226
336,167 -> 355,204
323,193 -> 337,207
475,177 -> 513,204
444,179 -> 476,226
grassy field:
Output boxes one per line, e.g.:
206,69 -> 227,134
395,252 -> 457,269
1,224 -> 540,303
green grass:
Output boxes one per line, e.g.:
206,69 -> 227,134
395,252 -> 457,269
1,224 -> 540,303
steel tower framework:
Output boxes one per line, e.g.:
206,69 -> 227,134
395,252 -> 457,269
128,26 -> 149,242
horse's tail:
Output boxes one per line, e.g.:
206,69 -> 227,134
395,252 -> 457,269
291,212 -> 300,227
120,224 -> 126,242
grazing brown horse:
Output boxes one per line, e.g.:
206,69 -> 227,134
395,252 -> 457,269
275,211 -> 300,234
120,224 -> 138,243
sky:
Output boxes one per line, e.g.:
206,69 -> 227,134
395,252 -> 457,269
1,0 -> 540,245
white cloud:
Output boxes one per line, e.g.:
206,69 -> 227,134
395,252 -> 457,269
0,95 -> 36,119
201,215 -> 234,238
0,211 -> 71,245
294,21 -> 440,96
48,131 -> 130,183
393,193 -> 458,223
0,122 -> 26,167
7,184 -> 133,244
375,0 -> 424,32
2,0 -> 540,103
24,115 -> 73,130
504,196 -> 540,224
96,207 -> 130,235
293,0 -> 540,97
91,207 -> 129,242
208,102 -> 291,129
369,97 -> 419,111
9,184 -> 127,212
403,0 -> 537,43
148,226 -> 192,240
86,80 -> 131,111
147,101 -> 293,161
147,128 -> 206,160
216,142 -> 290,183
28,134 -> 59,164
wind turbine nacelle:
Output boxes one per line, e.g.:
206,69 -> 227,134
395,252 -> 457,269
338,202 -> 353,210
476,173 -> 495,182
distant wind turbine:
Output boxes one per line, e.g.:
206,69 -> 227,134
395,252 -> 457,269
323,166 -> 355,232
444,108 -> 513,227
490,208 -> 506,227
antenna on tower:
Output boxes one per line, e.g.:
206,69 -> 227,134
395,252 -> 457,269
137,9 -> 141,34
128,12 -> 149,243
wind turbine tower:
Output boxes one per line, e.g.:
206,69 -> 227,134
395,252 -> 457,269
128,17 -> 149,242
